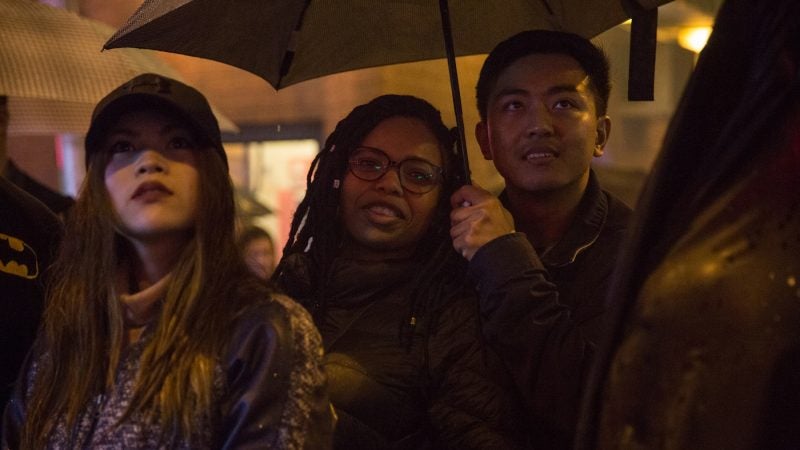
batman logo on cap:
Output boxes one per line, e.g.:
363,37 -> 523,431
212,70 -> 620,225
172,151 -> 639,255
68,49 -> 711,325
0,233 -> 39,279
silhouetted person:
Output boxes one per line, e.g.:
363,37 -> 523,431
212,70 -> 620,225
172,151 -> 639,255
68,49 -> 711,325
578,1 -> 800,448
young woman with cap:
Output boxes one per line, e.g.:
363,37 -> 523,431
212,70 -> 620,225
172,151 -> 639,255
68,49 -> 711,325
2,74 -> 333,449
274,95 -> 524,449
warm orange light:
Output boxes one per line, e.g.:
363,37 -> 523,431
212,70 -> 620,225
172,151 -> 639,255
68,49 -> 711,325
677,27 -> 712,53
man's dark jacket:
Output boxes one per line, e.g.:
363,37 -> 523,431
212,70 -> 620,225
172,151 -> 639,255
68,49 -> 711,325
469,170 -> 632,449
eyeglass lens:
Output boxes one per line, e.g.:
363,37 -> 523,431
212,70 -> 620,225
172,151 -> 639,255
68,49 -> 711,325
348,147 -> 441,193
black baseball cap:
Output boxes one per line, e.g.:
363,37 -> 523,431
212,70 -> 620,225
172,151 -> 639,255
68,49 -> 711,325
84,73 -> 227,168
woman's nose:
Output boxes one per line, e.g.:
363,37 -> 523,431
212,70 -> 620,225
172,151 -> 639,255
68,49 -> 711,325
373,166 -> 404,194
135,150 -> 166,175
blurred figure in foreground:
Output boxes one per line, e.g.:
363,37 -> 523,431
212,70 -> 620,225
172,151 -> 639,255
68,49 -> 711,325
237,225 -> 276,280
578,0 -> 800,448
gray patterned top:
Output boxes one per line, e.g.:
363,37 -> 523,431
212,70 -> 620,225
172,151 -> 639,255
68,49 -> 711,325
3,294 -> 334,449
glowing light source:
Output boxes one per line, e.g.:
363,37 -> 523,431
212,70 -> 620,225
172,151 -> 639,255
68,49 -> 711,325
678,26 -> 712,53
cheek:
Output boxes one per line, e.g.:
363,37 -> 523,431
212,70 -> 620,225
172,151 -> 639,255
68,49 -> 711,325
184,171 -> 201,219
104,172 -> 127,212
571,120 -> 599,146
411,192 -> 441,229
340,174 -> 362,214
488,128 -> 515,159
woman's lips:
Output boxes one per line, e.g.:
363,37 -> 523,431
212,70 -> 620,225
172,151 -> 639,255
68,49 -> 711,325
132,181 -> 172,200
364,202 -> 405,220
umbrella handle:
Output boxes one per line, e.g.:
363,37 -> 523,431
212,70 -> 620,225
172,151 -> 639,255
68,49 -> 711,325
439,0 -> 472,186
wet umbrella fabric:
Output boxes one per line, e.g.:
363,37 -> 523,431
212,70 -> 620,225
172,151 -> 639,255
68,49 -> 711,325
0,0 -> 237,135
105,0 -> 671,180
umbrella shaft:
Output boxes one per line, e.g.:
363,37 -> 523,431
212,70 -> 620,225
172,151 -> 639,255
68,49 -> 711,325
438,0 -> 471,185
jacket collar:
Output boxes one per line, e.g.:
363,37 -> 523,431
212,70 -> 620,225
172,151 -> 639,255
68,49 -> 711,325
501,170 -> 608,267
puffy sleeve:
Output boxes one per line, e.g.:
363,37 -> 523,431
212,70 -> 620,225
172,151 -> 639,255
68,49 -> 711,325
218,294 -> 334,450
470,232 -> 593,448
425,288 -> 527,449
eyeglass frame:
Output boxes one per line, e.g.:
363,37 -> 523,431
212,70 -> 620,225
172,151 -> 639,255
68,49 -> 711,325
346,146 -> 444,194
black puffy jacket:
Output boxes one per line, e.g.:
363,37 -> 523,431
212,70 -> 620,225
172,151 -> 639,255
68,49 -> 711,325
280,254 -> 523,449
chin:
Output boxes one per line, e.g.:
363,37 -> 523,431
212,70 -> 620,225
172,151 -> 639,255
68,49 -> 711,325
350,234 -> 416,258
514,173 -> 573,192
123,224 -> 194,241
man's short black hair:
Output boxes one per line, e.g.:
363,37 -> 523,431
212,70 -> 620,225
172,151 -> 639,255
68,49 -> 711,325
476,30 -> 611,121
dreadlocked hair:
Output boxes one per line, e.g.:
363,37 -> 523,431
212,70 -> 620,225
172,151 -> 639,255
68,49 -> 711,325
273,94 -> 467,347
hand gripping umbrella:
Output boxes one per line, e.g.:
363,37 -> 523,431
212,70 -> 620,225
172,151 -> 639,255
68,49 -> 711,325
106,0 -> 672,184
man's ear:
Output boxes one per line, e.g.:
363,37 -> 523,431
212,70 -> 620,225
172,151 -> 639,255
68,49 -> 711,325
594,115 -> 611,157
476,121 -> 493,160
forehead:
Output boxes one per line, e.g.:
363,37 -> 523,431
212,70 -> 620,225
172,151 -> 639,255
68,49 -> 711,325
109,108 -> 190,131
491,53 -> 593,98
360,116 -> 443,165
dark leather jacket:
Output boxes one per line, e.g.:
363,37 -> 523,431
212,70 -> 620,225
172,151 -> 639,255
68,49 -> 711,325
280,255 -> 523,449
471,170 -> 632,449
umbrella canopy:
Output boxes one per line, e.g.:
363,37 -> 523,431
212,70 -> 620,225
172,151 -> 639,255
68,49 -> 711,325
0,0 -> 238,135
106,0 -> 672,89
106,0 -> 672,181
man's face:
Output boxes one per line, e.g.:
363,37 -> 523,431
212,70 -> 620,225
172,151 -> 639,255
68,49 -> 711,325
477,53 -> 610,196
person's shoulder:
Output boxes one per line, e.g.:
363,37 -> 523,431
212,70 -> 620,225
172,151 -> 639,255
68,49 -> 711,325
225,291 -> 320,358
602,189 -> 634,231
3,161 -> 74,216
0,176 -> 60,228
217,291 -> 332,449
230,292 -> 314,334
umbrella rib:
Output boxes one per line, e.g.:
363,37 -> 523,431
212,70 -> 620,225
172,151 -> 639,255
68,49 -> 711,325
278,0 -> 312,81
538,0 -> 555,15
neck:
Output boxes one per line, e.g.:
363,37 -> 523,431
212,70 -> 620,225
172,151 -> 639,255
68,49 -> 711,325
127,233 -> 190,288
505,174 -> 589,250
119,271 -> 173,345
340,238 -> 416,262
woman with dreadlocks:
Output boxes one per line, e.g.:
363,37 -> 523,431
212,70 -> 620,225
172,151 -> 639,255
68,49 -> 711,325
274,95 -> 523,449
3,74 -> 332,449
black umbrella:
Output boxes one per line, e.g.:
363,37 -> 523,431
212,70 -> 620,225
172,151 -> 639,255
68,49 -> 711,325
105,0 -> 672,183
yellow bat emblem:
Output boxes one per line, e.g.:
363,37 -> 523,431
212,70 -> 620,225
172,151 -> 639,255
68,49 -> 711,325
0,233 -> 39,279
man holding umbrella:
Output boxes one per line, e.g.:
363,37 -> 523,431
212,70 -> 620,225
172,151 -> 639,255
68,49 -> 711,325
450,30 -> 632,448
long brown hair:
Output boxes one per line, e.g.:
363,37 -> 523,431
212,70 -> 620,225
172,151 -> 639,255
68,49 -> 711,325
21,132 -> 259,448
